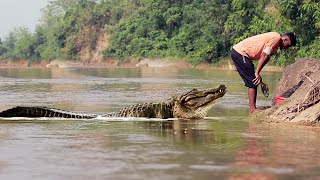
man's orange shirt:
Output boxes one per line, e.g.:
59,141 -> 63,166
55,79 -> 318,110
233,32 -> 281,60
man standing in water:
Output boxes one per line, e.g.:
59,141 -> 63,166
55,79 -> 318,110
230,32 -> 296,114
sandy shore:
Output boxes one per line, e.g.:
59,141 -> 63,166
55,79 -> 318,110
0,58 -> 284,72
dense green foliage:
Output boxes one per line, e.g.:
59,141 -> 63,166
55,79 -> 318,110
0,0 -> 319,66
104,0 -> 230,64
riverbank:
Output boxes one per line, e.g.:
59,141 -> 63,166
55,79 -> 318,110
251,58 -> 320,127
0,58 -> 284,72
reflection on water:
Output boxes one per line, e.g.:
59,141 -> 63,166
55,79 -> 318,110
0,67 -> 319,179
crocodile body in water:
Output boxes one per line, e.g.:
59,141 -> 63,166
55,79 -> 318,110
0,85 -> 226,119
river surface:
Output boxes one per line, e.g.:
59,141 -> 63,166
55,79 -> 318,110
0,67 -> 319,180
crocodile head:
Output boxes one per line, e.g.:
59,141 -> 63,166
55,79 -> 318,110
171,85 -> 227,119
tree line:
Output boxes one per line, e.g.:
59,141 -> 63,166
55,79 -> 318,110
0,0 -> 319,66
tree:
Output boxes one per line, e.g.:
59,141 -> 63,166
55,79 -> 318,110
0,31 -> 19,59
0,0 -> 318,65
0,37 -> 7,56
105,0 -> 230,64
13,28 -> 36,59
276,0 -> 320,60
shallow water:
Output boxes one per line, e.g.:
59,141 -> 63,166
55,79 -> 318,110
0,67 -> 319,180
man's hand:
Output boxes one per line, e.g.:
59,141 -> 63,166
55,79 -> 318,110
254,52 -> 270,86
253,73 -> 261,85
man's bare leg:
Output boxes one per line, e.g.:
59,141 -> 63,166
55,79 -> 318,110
248,87 -> 257,114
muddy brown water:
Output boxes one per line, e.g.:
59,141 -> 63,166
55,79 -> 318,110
0,67 -> 319,180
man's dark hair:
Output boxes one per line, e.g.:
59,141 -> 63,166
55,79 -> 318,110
283,32 -> 296,46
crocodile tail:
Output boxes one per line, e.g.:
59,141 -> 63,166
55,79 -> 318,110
0,106 -> 97,119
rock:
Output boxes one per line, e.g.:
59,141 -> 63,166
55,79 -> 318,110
290,103 -> 320,123
273,58 -> 320,101
136,58 -> 192,68
136,59 -> 178,67
259,58 -> 320,126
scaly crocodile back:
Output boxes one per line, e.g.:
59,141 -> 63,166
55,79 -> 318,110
0,106 -> 97,119
103,102 -> 173,118
0,85 -> 226,119
0,103 -> 173,119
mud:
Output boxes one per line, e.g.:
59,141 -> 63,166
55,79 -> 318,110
254,58 -> 320,126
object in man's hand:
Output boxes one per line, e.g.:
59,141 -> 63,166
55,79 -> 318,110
261,82 -> 269,98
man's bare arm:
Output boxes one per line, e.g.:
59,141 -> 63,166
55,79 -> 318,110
253,52 -> 270,85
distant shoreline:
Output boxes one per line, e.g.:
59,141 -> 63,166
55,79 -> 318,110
0,58 -> 284,72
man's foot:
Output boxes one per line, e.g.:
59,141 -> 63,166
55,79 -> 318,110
249,108 -> 263,114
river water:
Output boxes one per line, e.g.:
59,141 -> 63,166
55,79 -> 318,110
0,67 -> 319,180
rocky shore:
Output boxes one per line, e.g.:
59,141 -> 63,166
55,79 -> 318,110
252,58 -> 320,126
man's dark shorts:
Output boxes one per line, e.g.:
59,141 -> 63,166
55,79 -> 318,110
230,49 -> 257,88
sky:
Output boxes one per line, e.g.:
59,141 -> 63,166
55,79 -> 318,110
0,0 -> 49,39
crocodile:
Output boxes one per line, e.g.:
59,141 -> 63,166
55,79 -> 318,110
0,85 -> 226,119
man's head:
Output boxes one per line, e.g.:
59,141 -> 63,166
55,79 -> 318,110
280,32 -> 296,50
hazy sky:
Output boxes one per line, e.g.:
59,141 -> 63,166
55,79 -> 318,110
0,0 -> 49,39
